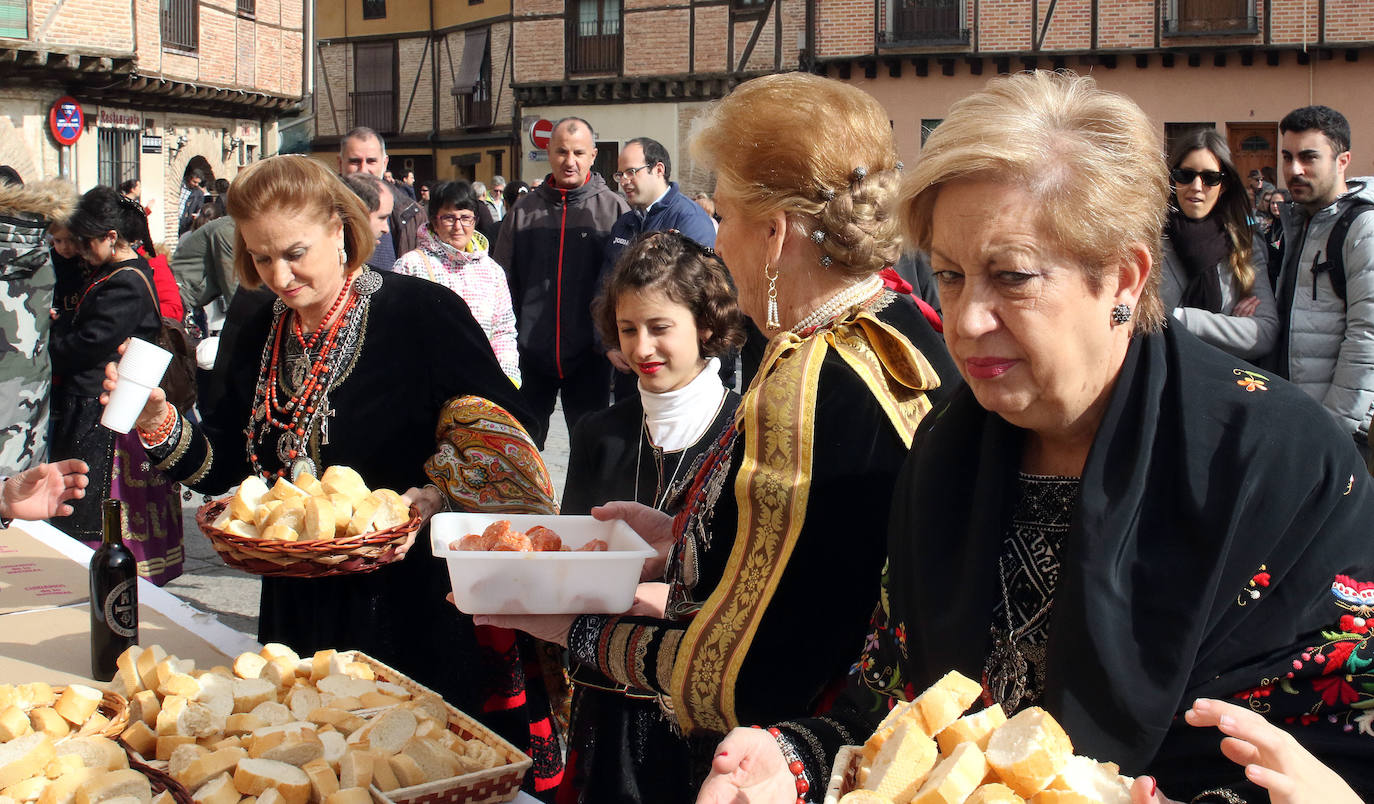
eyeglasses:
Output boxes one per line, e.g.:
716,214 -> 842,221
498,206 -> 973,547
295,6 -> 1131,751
437,213 -> 477,227
1171,168 -> 1226,187
612,165 -> 652,183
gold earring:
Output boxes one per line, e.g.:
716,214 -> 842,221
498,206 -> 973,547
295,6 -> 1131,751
764,262 -> 780,330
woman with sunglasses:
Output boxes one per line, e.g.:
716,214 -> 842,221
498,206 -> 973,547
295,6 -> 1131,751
394,180 -> 520,384
1160,128 -> 1277,361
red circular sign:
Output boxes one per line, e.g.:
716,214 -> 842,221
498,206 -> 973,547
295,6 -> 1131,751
49,96 -> 84,146
530,119 -> 553,150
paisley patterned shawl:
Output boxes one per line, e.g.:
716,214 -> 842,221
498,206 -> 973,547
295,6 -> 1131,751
668,307 -> 941,735
424,395 -> 559,514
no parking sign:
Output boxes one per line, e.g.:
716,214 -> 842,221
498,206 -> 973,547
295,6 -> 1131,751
49,96 -> 84,146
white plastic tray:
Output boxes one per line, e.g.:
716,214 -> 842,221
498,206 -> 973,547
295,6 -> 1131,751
430,513 -> 657,615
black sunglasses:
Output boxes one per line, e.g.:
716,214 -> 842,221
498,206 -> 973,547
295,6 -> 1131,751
1171,168 -> 1226,187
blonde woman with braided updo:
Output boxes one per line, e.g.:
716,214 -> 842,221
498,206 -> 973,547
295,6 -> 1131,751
471,73 -> 959,803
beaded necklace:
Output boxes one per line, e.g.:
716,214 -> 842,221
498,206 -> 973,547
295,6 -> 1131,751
245,271 -> 374,481
790,274 -> 885,334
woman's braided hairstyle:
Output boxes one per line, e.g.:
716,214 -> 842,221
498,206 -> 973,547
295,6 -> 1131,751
690,72 -> 903,278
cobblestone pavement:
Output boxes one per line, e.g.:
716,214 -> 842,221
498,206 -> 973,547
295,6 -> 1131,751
162,403 -> 573,639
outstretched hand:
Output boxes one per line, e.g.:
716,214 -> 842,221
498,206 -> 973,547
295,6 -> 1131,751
1184,698 -> 1362,804
591,501 -> 674,580
1,460 -> 90,521
697,727 -> 796,804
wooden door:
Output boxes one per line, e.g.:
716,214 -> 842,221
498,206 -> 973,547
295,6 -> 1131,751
1227,122 -> 1277,190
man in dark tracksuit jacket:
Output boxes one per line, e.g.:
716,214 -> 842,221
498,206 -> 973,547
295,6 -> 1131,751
493,117 -> 628,446
602,136 -> 719,398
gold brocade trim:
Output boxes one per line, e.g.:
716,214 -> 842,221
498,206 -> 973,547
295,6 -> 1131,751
657,628 -> 684,693
154,417 -> 193,474
186,440 -> 213,486
135,547 -> 183,578
668,309 -> 941,736
606,623 -> 636,689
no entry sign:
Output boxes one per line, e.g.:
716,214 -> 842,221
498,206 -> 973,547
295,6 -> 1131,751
49,96 -> 84,146
530,118 -> 553,150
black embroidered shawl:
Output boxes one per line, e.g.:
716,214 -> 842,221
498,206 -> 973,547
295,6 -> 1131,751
887,325 -> 1374,796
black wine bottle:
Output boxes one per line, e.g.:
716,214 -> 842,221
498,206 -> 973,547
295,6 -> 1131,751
90,498 -> 138,681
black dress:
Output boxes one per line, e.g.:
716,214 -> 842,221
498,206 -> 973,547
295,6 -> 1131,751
48,258 -> 160,539
563,292 -> 959,803
559,385 -> 739,804
144,271 -> 557,769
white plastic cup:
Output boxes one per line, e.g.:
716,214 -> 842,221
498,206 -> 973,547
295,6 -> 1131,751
117,337 -> 173,383
101,377 -> 155,434
100,338 -> 173,434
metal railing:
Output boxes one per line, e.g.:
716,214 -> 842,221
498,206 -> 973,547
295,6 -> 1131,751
461,94 -> 492,129
237,0 -> 255,16
567,18 -> 621,74
1162,13 -> 1258,34
878,0 -> 968,46
349,91 -> 396,135
161,0 -> 197,51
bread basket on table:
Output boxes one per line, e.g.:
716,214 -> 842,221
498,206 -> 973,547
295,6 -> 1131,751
50,685 -> 131,740
341,652 -> 532,804
196,500 -> 420,578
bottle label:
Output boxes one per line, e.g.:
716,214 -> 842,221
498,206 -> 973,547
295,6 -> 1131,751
102,578 -> 137,638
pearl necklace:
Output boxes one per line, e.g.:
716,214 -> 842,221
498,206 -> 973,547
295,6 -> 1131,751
790,274 -> 885,334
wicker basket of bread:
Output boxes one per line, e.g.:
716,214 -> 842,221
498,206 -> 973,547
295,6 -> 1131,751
826,671 -> 1134,804
196,467 -> 422,578
0,682 -> 166,804
109,642 -> 531,804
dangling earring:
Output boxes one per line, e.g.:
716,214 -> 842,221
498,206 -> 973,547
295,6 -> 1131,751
764,262 -> 780,330
338,246 -> 347,268
1111,303 -> 1132,326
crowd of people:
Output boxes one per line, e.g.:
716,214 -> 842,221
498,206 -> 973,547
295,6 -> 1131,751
0,67 -> 1371,804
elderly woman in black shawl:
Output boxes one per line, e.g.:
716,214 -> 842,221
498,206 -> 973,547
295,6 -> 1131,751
700,72 -> 1372,803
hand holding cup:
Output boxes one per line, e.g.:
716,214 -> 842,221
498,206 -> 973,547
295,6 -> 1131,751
99,339 -> 174,435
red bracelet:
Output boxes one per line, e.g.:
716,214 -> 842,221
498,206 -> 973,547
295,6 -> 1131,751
752,725 -> 809,802
138,405 -> 177,445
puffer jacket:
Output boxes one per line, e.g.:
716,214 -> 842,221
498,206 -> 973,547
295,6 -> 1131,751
0,178 -> 76,475
491,172 -> 627,378
1270,177 -> 1374,445
1159,229 -> 1277,362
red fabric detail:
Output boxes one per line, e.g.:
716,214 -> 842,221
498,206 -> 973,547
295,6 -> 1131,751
1312,675 -> 1360,706
142,250 -> 184,320
555,748 -> 581,804
879,266 -> 912,295
1253,571 -> 1271,587
1323,640 -> 1357,673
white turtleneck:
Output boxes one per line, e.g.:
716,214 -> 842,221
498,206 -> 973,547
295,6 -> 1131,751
639,357 -> 727,452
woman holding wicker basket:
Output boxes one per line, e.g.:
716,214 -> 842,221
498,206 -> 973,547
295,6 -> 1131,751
98,155 -> 568,793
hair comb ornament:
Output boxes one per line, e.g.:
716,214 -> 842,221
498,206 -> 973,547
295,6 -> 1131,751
851,166 -> 867,183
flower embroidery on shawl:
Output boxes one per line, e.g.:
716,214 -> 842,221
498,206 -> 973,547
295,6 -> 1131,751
1264,574 -> 1374,733
1237,563 -> 1272,605
1233,368 -> 1270,392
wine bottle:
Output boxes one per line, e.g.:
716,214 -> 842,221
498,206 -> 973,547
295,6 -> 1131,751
90,498 -> 138,681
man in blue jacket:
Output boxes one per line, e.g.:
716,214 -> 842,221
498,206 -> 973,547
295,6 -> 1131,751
603,137 -> 718,395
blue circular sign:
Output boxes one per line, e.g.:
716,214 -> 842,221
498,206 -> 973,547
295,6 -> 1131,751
49,96 -> 84,146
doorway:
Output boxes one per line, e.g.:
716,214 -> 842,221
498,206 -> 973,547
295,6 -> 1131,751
1227,123 -> 1278,189
592,141 -> 619,192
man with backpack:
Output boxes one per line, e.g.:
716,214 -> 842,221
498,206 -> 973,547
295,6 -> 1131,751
1269,105 -> 1374,463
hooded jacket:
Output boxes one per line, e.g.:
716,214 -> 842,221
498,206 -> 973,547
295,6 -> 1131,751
1269,177 -> 1374,445
394,224 -> 521,384
0,178 -> 76,475
492,172 -> 627,378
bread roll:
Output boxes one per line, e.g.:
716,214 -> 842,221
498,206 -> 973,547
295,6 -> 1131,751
320,468 -> 369,505
260,523 -> 299,543
252,502 -> 282,531
232,760 -> 309,804
133,648 -> 168,700
325,496 -> 352,532
344,496 -> 382,538
264,478 -> 308,503
248,728 -> 323,767
54,687 -> 103,727
28,710 -> 69,740
54,738 -> 126,772
368,490 -> 409,532
384,755 -> 424,789
301,499 -> 335,543
866,721 -> 937,803
175,748 -> 247,792
336,752 -> 371,790
224,521 -> 260,541
231,680 -> 276,714
167,745 -> 210,781
229,477 -> 270,522
937,704 -> 1007,755
264,499 -> 306,531
127,692 -> 161,729
360,708 -> 415,756
293,474 -> 324,497
73,769 -> 150,804
118,722 -> 156,759
36,766 -> 97,804
5,774 -> 50,802
968,783 -> 1027,804
0,735 -> 56,791
46,756 -> 86,781
187,774 -> 235,804
301,759 -> 338,803
0,707 -> 32,742
985,707 -> 1073,799
912,742 -> 987,804
367,752 -> 398,792
248,703 -> 290,728
285,689 -> 320,723
1036,756 -> 1130,804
